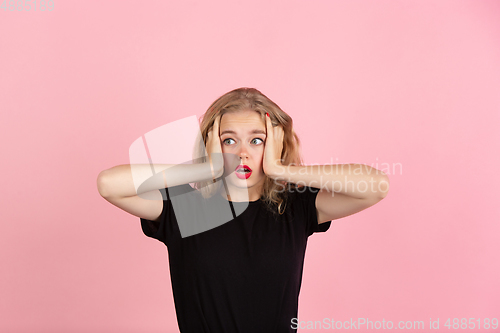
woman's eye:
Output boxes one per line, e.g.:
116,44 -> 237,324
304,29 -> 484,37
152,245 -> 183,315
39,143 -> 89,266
252,138 -> 264,145
223,138 -> 235,145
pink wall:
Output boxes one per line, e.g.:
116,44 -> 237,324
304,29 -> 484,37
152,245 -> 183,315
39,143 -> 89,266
1,0 -> 499,332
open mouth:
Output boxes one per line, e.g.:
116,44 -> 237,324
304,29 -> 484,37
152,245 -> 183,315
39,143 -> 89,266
235,165 -> 252,179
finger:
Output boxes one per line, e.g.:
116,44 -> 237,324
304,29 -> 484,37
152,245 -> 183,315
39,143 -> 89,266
277,125 -> 283,134
278,126 -> 284,140
208,120 -> 214,135
265,113 -> 274,140
213,115 -> 220,135
273,124 -> 282,138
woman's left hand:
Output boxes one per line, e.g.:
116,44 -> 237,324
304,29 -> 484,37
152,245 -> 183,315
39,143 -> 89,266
263,113 -> 284,178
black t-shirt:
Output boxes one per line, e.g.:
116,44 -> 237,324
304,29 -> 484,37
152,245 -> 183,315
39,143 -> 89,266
140,183 -> 331,333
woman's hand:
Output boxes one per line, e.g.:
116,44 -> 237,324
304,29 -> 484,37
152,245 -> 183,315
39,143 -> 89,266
206,115 -> 224,179
263,113 -> 284,178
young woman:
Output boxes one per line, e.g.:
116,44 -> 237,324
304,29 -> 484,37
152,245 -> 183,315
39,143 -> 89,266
97,87 -> 389,332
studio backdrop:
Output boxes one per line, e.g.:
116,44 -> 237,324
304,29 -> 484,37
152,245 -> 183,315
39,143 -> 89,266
1,0 -> 499,332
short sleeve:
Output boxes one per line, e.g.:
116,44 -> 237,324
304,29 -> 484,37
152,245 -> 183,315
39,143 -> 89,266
292,186 -> 331,237
140,183 -> 193,244
140,188 -> 170,244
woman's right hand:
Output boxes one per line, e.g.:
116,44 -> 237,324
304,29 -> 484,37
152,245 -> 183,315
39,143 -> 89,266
206,114 -> 224,179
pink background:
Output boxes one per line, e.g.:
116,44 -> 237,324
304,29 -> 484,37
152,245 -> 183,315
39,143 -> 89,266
1,0 -> 499,332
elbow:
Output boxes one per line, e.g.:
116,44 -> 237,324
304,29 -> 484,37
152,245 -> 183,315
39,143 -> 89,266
377,174 -> 390,199
97,170 -> 111,198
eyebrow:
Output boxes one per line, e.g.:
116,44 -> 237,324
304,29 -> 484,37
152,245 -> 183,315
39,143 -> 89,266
220,129 -> 266,136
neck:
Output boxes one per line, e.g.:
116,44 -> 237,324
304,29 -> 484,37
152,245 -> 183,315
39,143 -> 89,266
219,181 -> 264,202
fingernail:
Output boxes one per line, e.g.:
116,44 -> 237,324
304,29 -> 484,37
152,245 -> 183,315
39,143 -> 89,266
266,113 -> 269,117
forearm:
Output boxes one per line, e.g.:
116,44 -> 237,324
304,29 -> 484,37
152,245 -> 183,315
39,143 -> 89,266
270,163 -> 389,200
97,162 -> 219,198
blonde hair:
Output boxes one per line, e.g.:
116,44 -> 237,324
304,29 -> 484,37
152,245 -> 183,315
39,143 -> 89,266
193,87 -> 304,216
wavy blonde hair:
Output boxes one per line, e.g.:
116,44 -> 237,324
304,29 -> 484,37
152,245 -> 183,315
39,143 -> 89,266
193,87 -> 304,215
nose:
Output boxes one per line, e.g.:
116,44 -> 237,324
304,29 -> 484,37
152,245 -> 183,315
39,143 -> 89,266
238,143 -> 249,160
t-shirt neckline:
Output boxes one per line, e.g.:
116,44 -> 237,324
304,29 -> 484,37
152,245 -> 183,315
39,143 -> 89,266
224,198 -> 261,204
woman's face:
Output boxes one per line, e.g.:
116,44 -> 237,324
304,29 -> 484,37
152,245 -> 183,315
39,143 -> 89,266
219,109 -> 267,197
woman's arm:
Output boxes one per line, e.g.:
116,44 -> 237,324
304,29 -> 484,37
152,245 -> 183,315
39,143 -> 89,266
96,115 -> 225,222
269,164 -> 389,224
96,162 -> 220,198
97,114 -> 226,198
263,114 -> 389,223
269,163 -> 389,200
96,162 -> 221,222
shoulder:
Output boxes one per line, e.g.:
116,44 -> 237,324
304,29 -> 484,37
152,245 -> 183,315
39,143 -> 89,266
266,185 -> 320,217
285,185 -> 331,235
